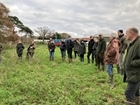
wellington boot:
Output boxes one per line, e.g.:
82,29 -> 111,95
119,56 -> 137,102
68,58 -> 70,63
88,59 -> 90,63
82,58 -> 84,62
62,57 -> 65,61
80,58 -> 82,62
97,65 -> 100,71
101,65 -> 105,71
52,57 -> 54,61
135,96 -> 140,105
117,65 -> 120,74
125,101 -> 135,105
110,74 -> 115,89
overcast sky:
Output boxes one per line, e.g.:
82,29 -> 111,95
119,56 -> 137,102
1,0 -> 140,37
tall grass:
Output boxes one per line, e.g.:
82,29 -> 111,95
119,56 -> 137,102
0,44 -> 126,105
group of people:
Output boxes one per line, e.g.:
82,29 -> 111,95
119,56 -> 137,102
16,40 -> 36,60
47,35 -> 86,63
104,27 -> 140,105
0,27 -> 140,105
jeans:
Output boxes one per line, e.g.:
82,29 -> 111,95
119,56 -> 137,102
125,82 -> 140,102
74,51 -> 79,58
50,51 -> 54,58
87,51 -> 94,61
61,50 -> 66,57
106,64 -> 113,75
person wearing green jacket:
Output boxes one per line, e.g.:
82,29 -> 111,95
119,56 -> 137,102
96,34 -> 106,71
124,27 -> 140,105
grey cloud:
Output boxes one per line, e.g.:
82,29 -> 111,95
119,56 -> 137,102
1,0 -> 140,37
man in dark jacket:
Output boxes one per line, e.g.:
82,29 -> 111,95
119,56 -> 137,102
124,27 -> 140,105
96,34 -> 106,71
87,36 -> 95,63
16,40 -> 24,59
66,35 -> 74,63
60,39 -> 66,61
117,30 -> 128,75
48,39 -> 55,61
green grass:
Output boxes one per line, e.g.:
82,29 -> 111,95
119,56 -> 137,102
0,44 -> 126,105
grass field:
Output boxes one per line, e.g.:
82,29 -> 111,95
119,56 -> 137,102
0,44 -> 126,105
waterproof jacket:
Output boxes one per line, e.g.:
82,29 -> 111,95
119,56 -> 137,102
27,43 -> 36,53
74,40 -> 80,51
88,39 -> 94,52
60,42 -> 66,51
118,34 -> 128,53
48,42 -> 55,52
79,42 -> 86,55
124,36 -> 140,83
66,39 -> 74,50
96,38 -> 106,54
16,43 -> 24,54
104,38 -> 120,64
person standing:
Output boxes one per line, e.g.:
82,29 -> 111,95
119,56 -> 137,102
48,39 -> 55,61
66,35 -> 74,63
117,30 -> 128,75
123,27 -> 140,105
16,40 -> 24,59
0,43 -> 3,63
73,38 -> 80,58
60,39 -> 66,61
93,37 -> 98,66
96,34 -> 106,71
79,39 -> 86,62
26,40 -> 36,59
104,33 -> 120,88
87,36 -> 95,63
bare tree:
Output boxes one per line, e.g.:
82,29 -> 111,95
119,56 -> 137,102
35,26 -> 50,43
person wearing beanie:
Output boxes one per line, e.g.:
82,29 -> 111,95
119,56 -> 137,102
117,29 -> 128,75
104,33 -> 120,88
66,35 -> 74,63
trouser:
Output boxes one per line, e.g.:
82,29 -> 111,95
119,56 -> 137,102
67,49 -> 73,59
61,50 -> 66,58
106,64 -> 113,75
96,54 -> 105,71
74,51 -> 79,58
17,52 -> 23,59
87,51 -> 94,63
80,54 -> 84,62
26,52 -> 34,59
49,51 -> 54,61
117,53 -> 124,74
96,54 -> 104,65
125,82 -> 140,102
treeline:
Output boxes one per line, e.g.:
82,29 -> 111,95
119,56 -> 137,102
0,2 -> 71,44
